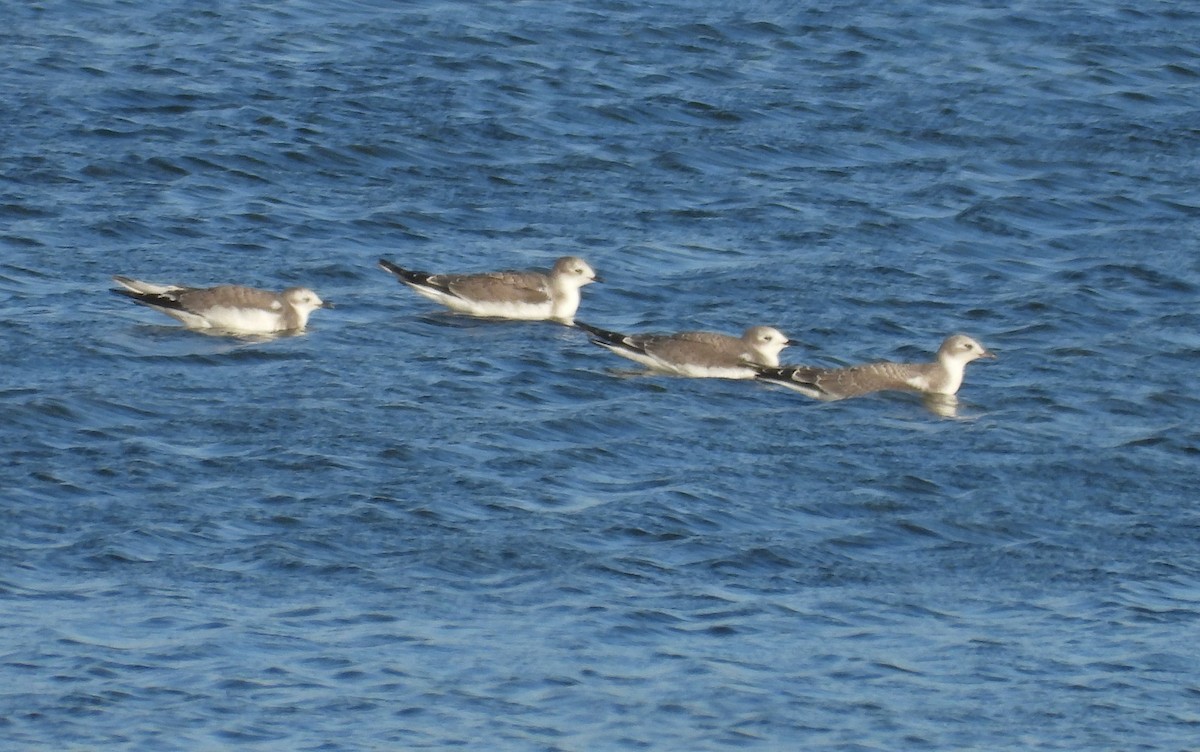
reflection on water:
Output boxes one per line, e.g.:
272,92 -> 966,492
923,393 -> 960,419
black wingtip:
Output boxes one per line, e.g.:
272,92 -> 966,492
574,321 -> 643,356
111,287 -> 183,311
756,366 -> 827,397
378,258 -> 431,287
574,320 -> 622,341
751,364 -> 783,380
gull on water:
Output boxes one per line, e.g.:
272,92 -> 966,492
754,334 -> 995,400
378,256 -> 598,325
576,321 -> 792,379
111,276 -> 330,334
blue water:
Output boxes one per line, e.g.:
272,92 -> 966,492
3,1 -> 1199,749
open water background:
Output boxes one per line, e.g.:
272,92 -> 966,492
3,1 -> 1200,749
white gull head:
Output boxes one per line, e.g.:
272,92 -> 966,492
281,287 -> 329,329
547,256 -> 599,324
741,326 -> 792,367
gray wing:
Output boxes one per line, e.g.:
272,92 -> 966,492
641,332 -> 743,367
772,362 -> 929,399
175,285 -> 280,312
440,271 -> 551,304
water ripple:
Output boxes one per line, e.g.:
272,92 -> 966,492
3,1 -> 1200,750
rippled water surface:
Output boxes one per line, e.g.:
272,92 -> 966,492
3,1 -> 1200,749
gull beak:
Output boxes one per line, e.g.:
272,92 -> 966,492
322,300 -> 335,309
981,348 -> 996,359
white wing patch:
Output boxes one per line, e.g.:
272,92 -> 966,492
905,374 -> 930,391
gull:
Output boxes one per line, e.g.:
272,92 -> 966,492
755,334 -> 995,400
378,256 -> 598,325
576,321 -> 792,379
111,276 -> 330,334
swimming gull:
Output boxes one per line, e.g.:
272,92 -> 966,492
755,333 -> 995,399
576,321 -> 792,379
378,256 -> 598,325
111,276 -> 330,334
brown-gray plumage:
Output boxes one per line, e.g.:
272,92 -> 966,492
577,321 -> 792,379
112,276 -> 329,333
755,334 -> 995,399
378,256 -> 598,324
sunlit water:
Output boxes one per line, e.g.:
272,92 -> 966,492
3,1 -> 1199,749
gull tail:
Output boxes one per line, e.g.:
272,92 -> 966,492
112,276 -> 185,296
111,286 -> 185,312
378,258 -> 435,288
755,365 -> 829,399
574,320 -> 629,346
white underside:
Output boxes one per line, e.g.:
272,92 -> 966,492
411,286 -> 558,321
157,305 -> 288,333
603,347 -> 756,379
908,369 -> 964,395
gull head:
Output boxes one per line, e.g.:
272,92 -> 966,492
553,256 -> 600,287
284,287 -> 330,314
743,326 -> 792,367
938,334 -> 995,366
